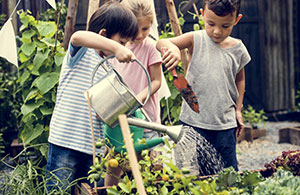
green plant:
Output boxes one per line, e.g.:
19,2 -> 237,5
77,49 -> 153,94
39,1 -> 67,43
0,10 -> 22,155
0,153 -> 80,194
159,25 -> 183,126
17,10 -> 65,160
242,105 -> 268,128
253,170 -> 300,195
159,5 -> 204,125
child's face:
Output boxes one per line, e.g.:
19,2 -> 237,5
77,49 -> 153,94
131,15 -> 152,45
201,5 -> 241,44
102,33 -> 131,56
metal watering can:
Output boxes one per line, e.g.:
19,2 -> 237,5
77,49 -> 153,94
85,55 -> 183,152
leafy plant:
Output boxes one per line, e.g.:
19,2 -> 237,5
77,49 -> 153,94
16,10 -> 65,160
0,65 -> 21,155
253,170 -> 300,195
0,156 -> 79,194
264,149 -> 300,176
242,105 -> 268,128
39,1 -> 67,43
0,11 -> 22,155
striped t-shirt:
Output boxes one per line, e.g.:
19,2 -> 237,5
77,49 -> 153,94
48,46 -> 106,155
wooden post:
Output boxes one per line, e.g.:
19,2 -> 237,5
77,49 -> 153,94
165,0 -> 189,73
86,0 -> 100,29
63,0 -> 79,50
119,115 -> 146,195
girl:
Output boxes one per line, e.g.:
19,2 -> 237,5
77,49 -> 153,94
105,0 -> 163,186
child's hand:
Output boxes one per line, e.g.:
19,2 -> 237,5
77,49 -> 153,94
115,47 -> 136,63
236,110 -> 244,137
161,47 -> 181,71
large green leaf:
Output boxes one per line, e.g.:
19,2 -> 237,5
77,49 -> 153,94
19,52 -> 31,63
32,49 -> 50,75
24,88 -> 39,102
23,29 -> 37,39
37,21 -> 57,38
39,105 -> 53,115
21,99 -> 44,116
17,71 -> 30,85
21,124 -> 44,145
35,72 -> 59,94
20,42 -> 36,56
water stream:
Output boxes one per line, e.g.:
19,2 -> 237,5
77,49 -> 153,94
172,125 -> 224,176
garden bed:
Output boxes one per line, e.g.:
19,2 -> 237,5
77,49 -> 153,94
237,126 -> 266,143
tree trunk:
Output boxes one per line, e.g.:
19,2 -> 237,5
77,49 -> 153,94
63,0 -> 79,50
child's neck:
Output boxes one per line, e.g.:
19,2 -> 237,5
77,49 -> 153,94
216,36 -> 239,49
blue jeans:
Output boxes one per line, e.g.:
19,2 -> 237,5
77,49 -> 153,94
46,143 -> 104,193
181,122 -> 238,171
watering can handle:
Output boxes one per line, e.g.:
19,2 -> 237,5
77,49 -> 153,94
91,55 -> 152,107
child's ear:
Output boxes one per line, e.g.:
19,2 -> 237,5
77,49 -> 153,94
234,14 -> 243,25
99,29 -> 107,37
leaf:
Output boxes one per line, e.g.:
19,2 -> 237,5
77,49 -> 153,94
118,182 -> 130,193
19,52 -> 31,63
161,185 -> 168,195
165,162 -> 180,172
106,186 -> 121,195
39,144 -> 48,157
23,29 -> 37,39
21,99 -> 44,116
37,21 -> 57,38
17,71 -> 30,86
24,88 -> 39,102
20,42 -> 36,56
55,51 -> 65,66
21,124 -> 44,145
32,49 -> 50,74
35,72 -> 59,94
39,105 -> 53,115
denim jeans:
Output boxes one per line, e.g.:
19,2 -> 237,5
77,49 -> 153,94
46,143 -> 104,193
181,122 -> 238,171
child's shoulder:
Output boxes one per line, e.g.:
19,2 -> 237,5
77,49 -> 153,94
220,36 -> 243,49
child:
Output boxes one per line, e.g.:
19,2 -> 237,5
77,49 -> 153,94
105,0 -> 163,186
157,0 -> 250,171
45,2 -> 138,192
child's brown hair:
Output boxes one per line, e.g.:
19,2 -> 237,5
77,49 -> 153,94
203,0 -> 241,17
88,1 -> 138,40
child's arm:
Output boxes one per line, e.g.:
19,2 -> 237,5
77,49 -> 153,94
156,32 -> 194,71
70,31 -> 135,62
136,62 -> 162,104
235,68 -> 245,136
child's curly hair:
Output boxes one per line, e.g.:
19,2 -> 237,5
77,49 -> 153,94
203,0 -> 241,17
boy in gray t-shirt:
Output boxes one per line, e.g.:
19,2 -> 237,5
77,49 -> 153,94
157,0 -> 250,171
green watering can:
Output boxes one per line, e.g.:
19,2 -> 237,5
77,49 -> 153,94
104,109 -> 166,153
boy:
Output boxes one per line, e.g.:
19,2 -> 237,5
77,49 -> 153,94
46,2 -> 138,193
156,0 -> 250,171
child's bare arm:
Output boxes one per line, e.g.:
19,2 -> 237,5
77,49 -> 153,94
235,68 -> 245,136
136,62 -> 162,103
156,32 -> 194,70
70,31 -> 135,62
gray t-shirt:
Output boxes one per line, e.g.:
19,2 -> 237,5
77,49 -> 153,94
179,30 -> 251,130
